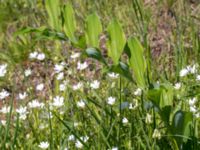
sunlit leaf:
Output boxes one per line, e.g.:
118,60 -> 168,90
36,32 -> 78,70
63,3 -> 77,43
128,37 -> 146,88
85,13 -> 102,48
107,19 -> 126,65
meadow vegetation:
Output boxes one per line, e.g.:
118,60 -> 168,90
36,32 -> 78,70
0,0 -> 200,149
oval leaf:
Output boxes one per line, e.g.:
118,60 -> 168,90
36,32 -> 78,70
107,19 -> 126,65
63,3 -> 77,43
45,0 -> 61,31
128,37 -> 146,88
84,48 -> 107,65
85,13 -> 102,48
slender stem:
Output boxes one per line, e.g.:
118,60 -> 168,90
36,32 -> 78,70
48,105 -> 54,150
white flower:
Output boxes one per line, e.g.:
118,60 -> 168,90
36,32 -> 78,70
174,83 -> 181,90
0,106 -> 10,114
36,83 -> 44,91
72,82 -> 83,91
145,113 -> 152,124
68,135 -> 75,141
0,64 -> 7,77
107,97 -> 116,105
189,98 -> 197,106
52,96 -> 64,107
196,75 -> 200,81
18,92 -> 28,100
75,140 -> 83,149
75,136 -> 89,149
71,52 -> 80,59
56,72 -> 64,80
129,99 -> 138,110
152,129 -> 161,139
1,120 -> 6,126
54,64 -> 64,73
77,100 -> 85,108
90,80 -> 100,89
111,147 -> 118,150
28,100 -> 44,108
188,64 -> 198,74
59,84 -> 66,91
190,106 -> 197,113
24,69 -> 32,77
38,141 -> 49,149
122,117 -> 128,124
16,106 -> 28,120
77,62 -> 88,70
179,68 -> 188,77
81,136 -> 89,142
108,72 -> 119,79
134,88 -> 142,96
0,89 -> 10,99
37,53 -> 45,60
29,51 -> 38,59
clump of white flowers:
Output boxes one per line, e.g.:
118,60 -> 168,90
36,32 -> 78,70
0,89 -> 10,100
77,61 -> 88,70
38,141 -> 49,149
107,72 -> 119,79
75,136 -> 89,149
134,88 -> 142,96
174,82 -> 181,90
16,106 -> 28,120
73,82 -> 83,91
70,52 -> 80,59
24,69 -> 32,77
0,106 -> 10,114
179,64 -> 198,77
52,96 -> 64,107
152,129 -> 161,139
18,92 -> 28,100
129,99 -> 138,110
77,99 -> 86,108
107,97 -> 116,105
188,97 -> 198,114
145,113 -> 153,124
54,64 -> 64,73
36,83 -> 44,91
29,51 -> 45,61
37,53 -> 45,60
0,64 -> 8,77
28,100 -> 44,109
68,135 -> 75,141
90,80 -> 100,89
56,72 -> 64,80
122,117 -> 128,124
196,75 -> 200,81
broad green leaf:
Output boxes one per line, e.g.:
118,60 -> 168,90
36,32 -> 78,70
45,0 -> 61,31
160,84 -> 173,108
107,19 -> 126,65
147,83 -> 173,109
147,89 -> 162,108
160,106 -> 172,126
171,110 -> 193,147
109,62 -> 133,81
85,13 -> 102,48
84,48 -> 107,65
63,3 -> 77,43
128,37 -> 146,88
